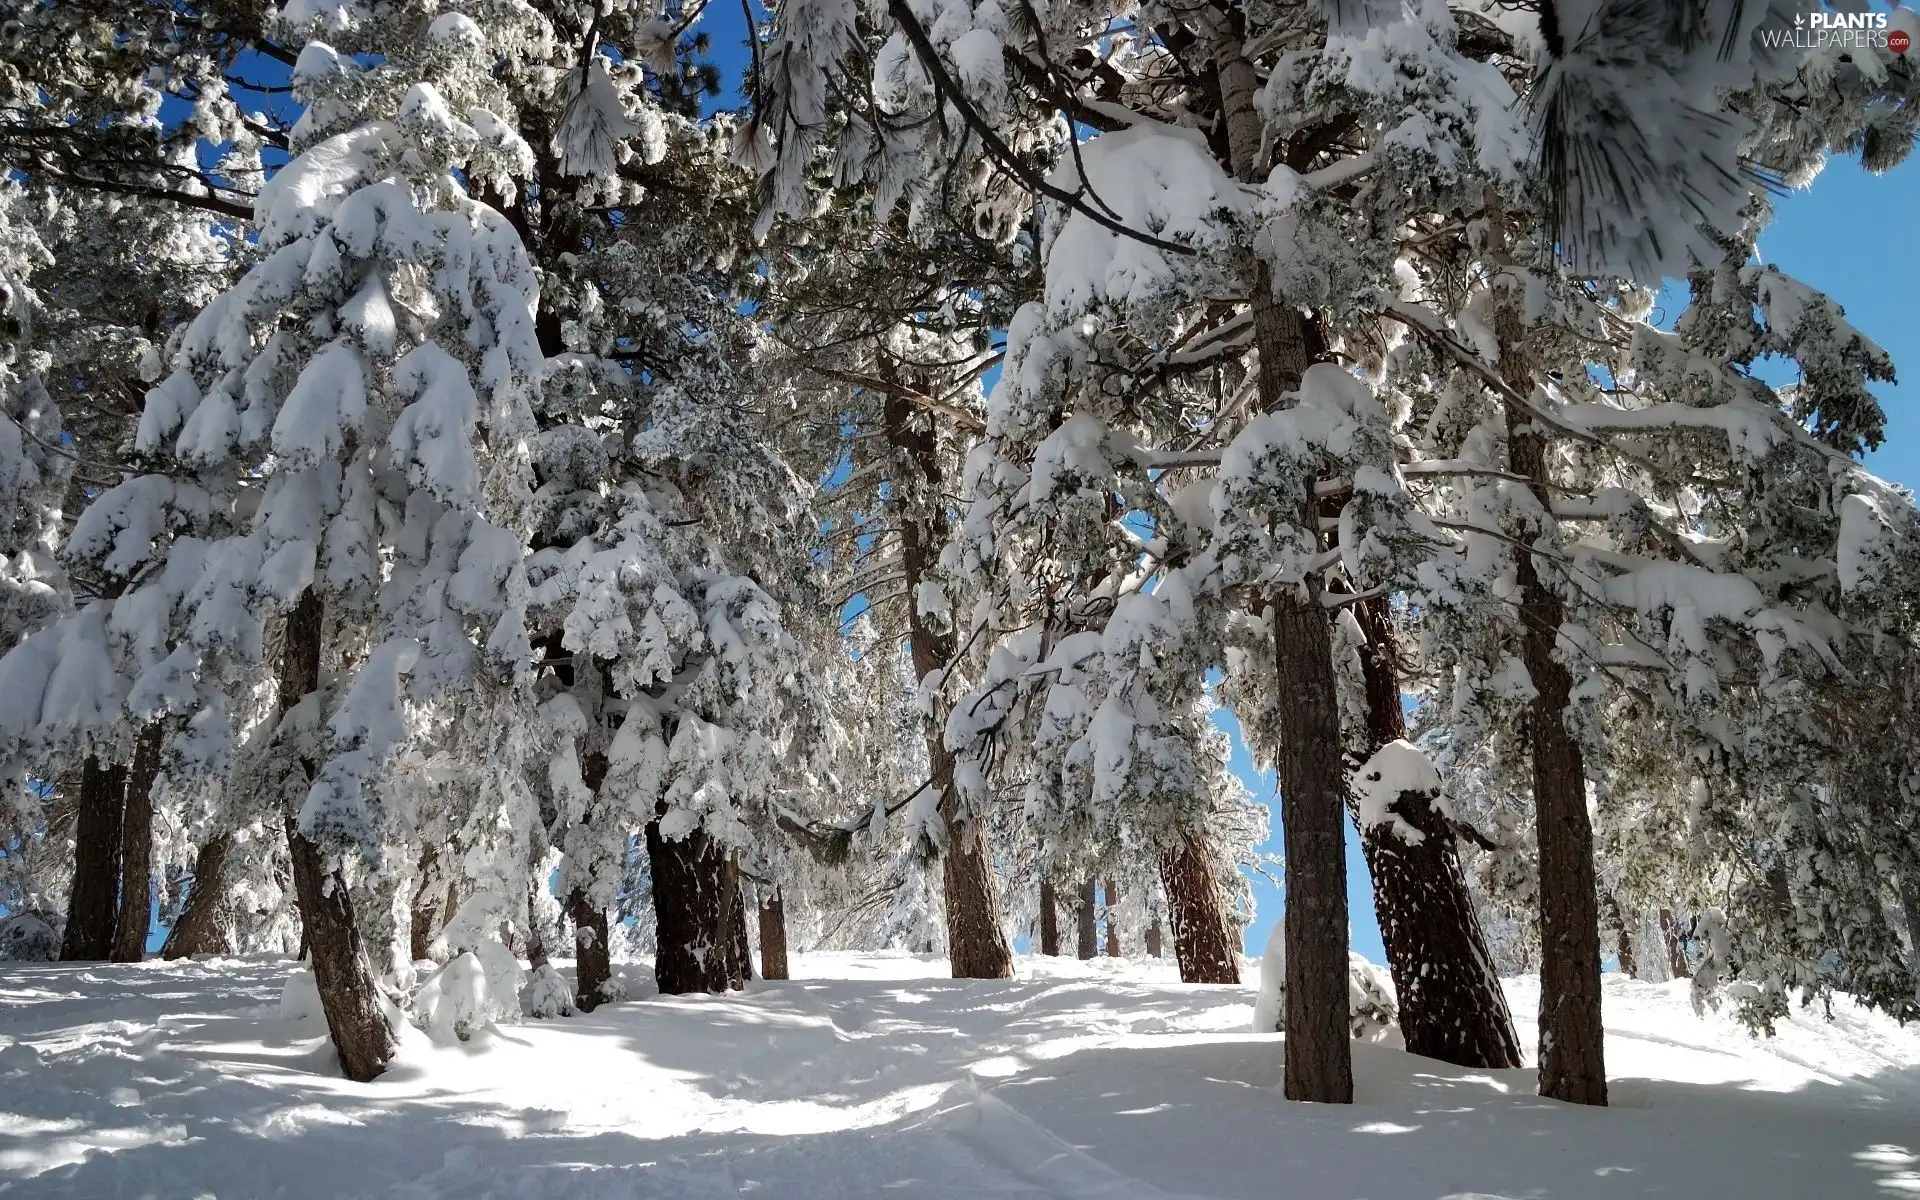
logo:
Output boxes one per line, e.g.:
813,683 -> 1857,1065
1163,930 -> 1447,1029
1760,6 -> 1908,51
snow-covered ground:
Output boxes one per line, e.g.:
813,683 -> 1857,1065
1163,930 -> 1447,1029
3,952 -> 1918,1198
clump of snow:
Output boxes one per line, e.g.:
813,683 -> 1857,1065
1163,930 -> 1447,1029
414,891 -> 525,1043
279,966 -> 323,1023
1349,739 -> 1440,846
521,964 -> 575,1019
1253,921 -> 1400,1042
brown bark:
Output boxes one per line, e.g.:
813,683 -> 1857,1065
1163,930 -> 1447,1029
1608,896 -> 1637,978
759,891 -> 790,980
567,889 -> 612,1010
60,756 -> 126,961
568,748 -> 614,1010
1351,596 -> 1522,1069
111,723 -> 165,962
1659,908 -> 1689,980
1202,3 -> 1351,1103
884,383 -> 1012,981
278,589 -> 398,1083
646,819 -> 749,994
1038,879 -> 1060,956
1159,833 -> 1241,984
1103,879 -> 1121,957
1497,320 -> 1607,1106
1076,876 -> 1097,960
162,832 -> 234,959
1145,920 -> 1163,959
409,845 -> 440,962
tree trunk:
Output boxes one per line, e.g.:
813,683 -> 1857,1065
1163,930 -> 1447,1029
111,723 -> 164,962
409,844 -> 441,962
1159,832 -> 1241,984
1145,920 -> 1163,959
60,756 -> 126,961
885,381 -> 1014,982
646,820 -> 748,994
1608,896 -> 1637,978
162,833 -> 234,959
723,855 -> 753,984
1350,596 -> 1522,1069
1038,879 -> 1060,956
525,881 -> 550,970
1203,4 -> 1350,1102
567,888 -> 611,1010
759,891 -> 790,980
1659,907 -> 1689,980
1499,347 -> 1607,1106
278,589 -> 397,1084
1103,879 -> 1120,957
1076,876 -> 1097,960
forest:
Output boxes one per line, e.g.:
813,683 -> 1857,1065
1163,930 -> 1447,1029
1,0 -> 1918,1191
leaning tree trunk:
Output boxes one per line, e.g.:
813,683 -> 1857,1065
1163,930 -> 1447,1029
277,589 -> 398,1083
110,723 -> 165,963
1497,321 -> 1607,1106
1350,596 -> 1522,1068
1204,5 -> 1351,1102
1159,832 -> 1241,984
60,756 -> 126,961
162,833 -> 234,959
885,384 -> 1013,981
1038,879 -> 1060,956
759,890 -> 790,980
1076,876 -> 1098,960
1103,879 -> 1121,957
646,819 -> 748,994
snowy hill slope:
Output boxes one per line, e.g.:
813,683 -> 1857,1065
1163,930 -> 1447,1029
2,952 -> 1917,1198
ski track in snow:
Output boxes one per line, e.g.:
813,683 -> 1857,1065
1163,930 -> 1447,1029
2,953 -> 1919,1198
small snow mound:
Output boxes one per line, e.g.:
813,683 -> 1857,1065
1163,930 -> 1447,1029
522,964 -> 575,1019
279,967 -> 323,1023
415,953 -> 490,1044
1254,922 -> 1399,1041
0,913 -> 59,961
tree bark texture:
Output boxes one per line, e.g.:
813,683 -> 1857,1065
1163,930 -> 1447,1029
567,888 -> 612,1010
1351,596 -> 1521,1069
886,384 -> 1012,981
759,891 -> 790,980
646,819 -> 749,994
1498,337 -> 1607,1106
408,844 -> 442,962
1038,879 -> 1060,956
162,833 -> 234,959
1076,876 -> 1098,960
278,589 -> 398,1083
1658,908 -> 1689,980
568,748 -> 614,1010
60,756 -> 126,961
1159,832 -> 1241,985
1202,4 -> 1351,1102
111,723 -> 165,962
1145,920 -> 1163,959
1103,879 -> 1121,957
